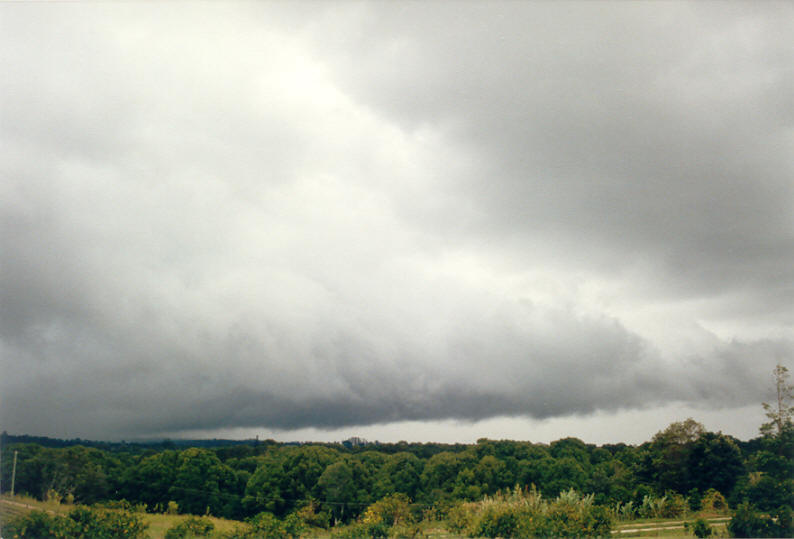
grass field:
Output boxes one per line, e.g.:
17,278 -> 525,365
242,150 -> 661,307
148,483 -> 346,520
1,494 -> 732,538
0,495 -> 241,539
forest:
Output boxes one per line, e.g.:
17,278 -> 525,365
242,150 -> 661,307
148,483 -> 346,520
1,368 -> 792,538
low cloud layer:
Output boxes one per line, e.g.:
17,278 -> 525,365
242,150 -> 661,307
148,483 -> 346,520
1,2 -> 792,440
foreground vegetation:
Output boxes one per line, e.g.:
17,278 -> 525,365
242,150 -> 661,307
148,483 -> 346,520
1,365 -> 792,537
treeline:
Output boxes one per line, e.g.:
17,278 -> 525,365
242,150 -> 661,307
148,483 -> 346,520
1,418 -> 791,524
0,432 -> 271,452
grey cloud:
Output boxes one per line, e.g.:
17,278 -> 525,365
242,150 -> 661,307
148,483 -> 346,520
1,2 -> 791,440
313,2 -> 794,299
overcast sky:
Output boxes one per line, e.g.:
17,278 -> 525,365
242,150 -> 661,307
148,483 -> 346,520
1,2 -> 792,445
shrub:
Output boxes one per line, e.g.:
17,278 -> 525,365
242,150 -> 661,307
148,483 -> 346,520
471,504 -> 521,538
446,502 -> 477,534
3,510 -> 76,538
614,500 -> 636,521
218,525 -> 256,539
661,492 -> 688,518
687,488 -> 701,511
685,518 -> 712,538
45,488 -> 63,504
68,505 -> 149,539
639,494 -> 667,519
332,494 -> 419,539
165,516 -> 215,539
297,499 -> 331,529
727,502 -> 776,538
456,487 -> 612,538
283,512 -> 307,539
167,500 -> 180,514
701,489 -> 728,513
97,499 -> 148,514
362,493 -> 414,527
774,505 -> 794,537
5,506 -> 148,539
247,511 -> 286,538
330,520 -> 390,538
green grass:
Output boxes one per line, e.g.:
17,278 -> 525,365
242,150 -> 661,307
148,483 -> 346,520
142,512 -> 244,539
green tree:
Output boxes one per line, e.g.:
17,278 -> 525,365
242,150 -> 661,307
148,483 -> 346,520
243,458 -> 288,517
420,451 -> 462,497
373,452 -> 423,500
317,460 -> 356,523
120,450 -> 179,509
649,419 -> 705,493
169,448 -> 236,516
687,432 -> 744,496
473,455 -> 512,496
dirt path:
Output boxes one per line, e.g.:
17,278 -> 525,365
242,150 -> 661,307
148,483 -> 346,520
0,498 -> 59,515
614,517 -> 730,534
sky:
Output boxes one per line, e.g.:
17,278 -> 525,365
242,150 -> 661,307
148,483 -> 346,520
1,2 -> 792,446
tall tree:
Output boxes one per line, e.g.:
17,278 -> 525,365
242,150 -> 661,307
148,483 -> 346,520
761,364 -> 794,437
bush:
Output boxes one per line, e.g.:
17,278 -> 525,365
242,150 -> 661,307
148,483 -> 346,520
331,494 -> 419,539
68,506 -> 149,539
283,512 -> 307,539
661,492 -> 688,518
5,506 -> 148,539
700,489 -> 728,513
639,494 -> 666,519
444,502 -> 472,533
727,502 -> 777,538
217,511 -> 304,539
247,511 -> 286,538
362,493 -> 414,527
614,500 -> 636,521
97,499 -> 148,514
471,504 -> 521,538
687,488 -> 701,512
3,510 -> 76,538
296,500 -> 331,529
165,516 -> 215,538
454,488 -> 612,538
685,518 -> 712,538
774,505 -> 794,537
330,520 -> 390,538
45,489 -> 62,504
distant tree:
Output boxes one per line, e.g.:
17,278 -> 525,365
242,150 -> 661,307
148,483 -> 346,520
550,438 -> 591,468
761,364 -> 793,437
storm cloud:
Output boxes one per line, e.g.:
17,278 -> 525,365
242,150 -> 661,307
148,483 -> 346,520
1,2 -> 792,441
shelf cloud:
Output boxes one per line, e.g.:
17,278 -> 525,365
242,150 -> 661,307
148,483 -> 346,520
1,2 -> 791,440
